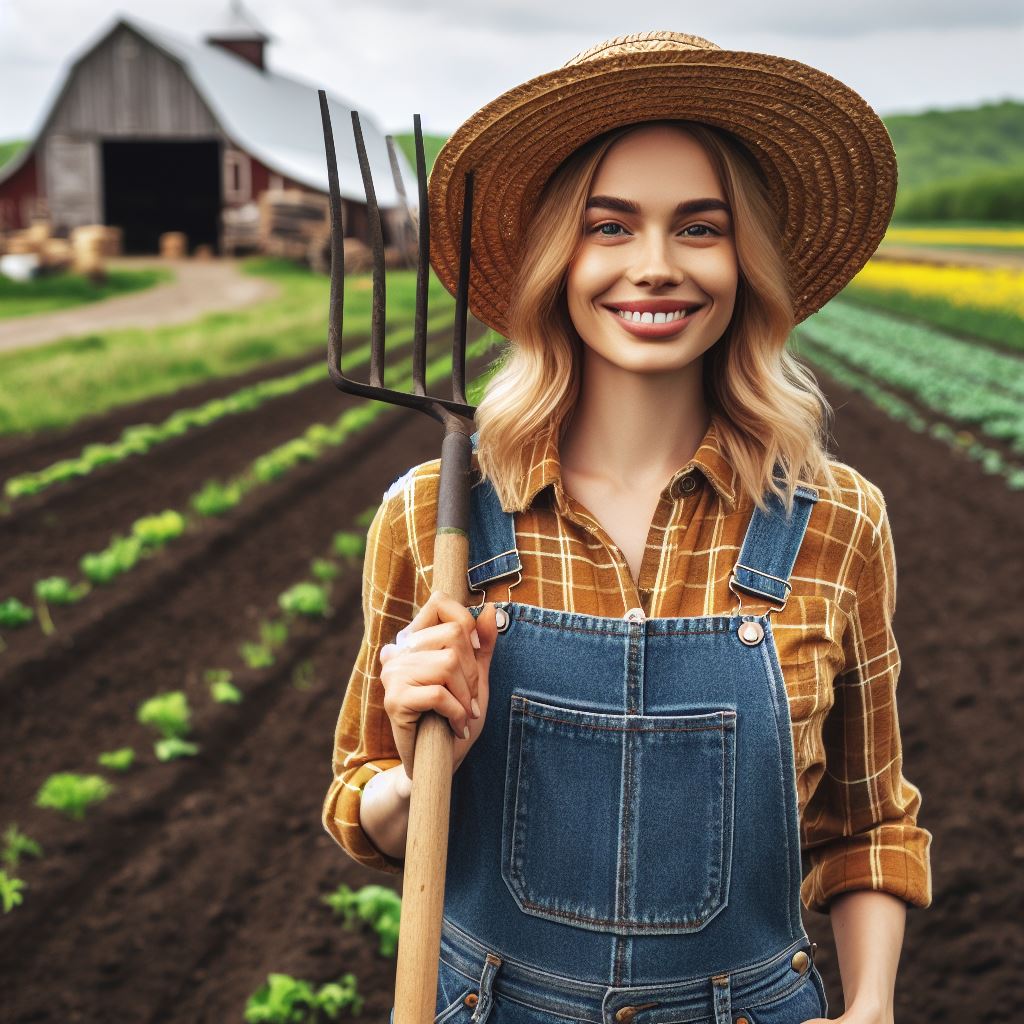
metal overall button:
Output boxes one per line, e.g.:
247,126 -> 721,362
791,949 -> 811,974
494,607 -> 510,633
737,619 -> 764,646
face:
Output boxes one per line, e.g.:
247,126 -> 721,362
566,124 -> 738,375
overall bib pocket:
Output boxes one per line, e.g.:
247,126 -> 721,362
501,693 -> 737,934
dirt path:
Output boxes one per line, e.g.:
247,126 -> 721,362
0,256 -> 281,355
874,243 -> 1024,269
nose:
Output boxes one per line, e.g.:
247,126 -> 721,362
625,231 -> 684,288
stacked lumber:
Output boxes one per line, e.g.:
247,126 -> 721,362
258,188 -> 329,264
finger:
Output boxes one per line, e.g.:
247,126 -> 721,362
383,648 -> 475,732
397,680 -> 471,738
405,591 -> 481,652
390,619 -> 480,716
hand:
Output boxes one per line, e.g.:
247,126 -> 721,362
378,592 -> 498,780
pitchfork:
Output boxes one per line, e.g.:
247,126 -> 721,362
317,90 -> 477,1024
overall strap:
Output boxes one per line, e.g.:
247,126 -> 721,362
730,469 -> 819,611
466,430 -> 522,594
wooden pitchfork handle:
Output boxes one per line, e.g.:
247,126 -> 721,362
394,424 -> 474,1024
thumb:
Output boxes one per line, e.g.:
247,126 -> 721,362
474,602 -> 500,668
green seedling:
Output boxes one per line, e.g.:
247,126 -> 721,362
291,659 -> 315,691
278,582 -> 330,619
137,690 -> 192,740
155,737 -> 200,762
34,576 -> 90,605
211,678 -> 242,704
0,871 -> 26,913
35,772 -> 114,820
240,641 -> 275,669
310,558 -> 340,582
0,597 -> 34,629
354,507 -> 376,529
244,971 -> 363,1023
259,619 -> 289,649
131,509 -> 186,548
331,531 -> 365,561
80,534 -> 144,584
2,825 -> 43,869
97,747 -> 135,772
204,667 -> 233,686
321,882 -> 402,958
191,480 -> 243,517
33,575 -> 91,636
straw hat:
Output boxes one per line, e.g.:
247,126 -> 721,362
427,30 -> 897,335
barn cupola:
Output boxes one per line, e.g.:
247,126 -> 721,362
204,0 -> 272,71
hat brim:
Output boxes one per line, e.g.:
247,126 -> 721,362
427,48 -> 897,336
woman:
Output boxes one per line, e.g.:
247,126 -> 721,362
323,31 -> 933,1024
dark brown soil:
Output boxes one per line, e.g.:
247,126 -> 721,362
0,331 -> 1019,1023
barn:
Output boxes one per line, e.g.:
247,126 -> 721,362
0,3 -> 416,256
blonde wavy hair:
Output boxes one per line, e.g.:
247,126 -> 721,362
473,118 -> 840,518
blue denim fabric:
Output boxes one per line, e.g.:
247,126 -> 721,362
394,434 -> 829,1024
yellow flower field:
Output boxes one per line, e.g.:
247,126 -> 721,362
883,226 -> 1024,248
848,261 -> 1024,318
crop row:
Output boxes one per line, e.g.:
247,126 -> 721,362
0,325 -> 503,642
794,332 -> 1024,490
1,499 -> 404,1021
797,300 -> 1024,453
1,303 -> 457,505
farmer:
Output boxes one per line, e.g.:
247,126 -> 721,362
323,31 -> 933,1024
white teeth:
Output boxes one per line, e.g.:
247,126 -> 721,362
615,307 -> 693,323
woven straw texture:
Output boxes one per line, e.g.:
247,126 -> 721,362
427,31 -> 897,335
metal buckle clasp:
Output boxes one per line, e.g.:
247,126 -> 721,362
470,569 -> 522,609
728,565 -> 791,619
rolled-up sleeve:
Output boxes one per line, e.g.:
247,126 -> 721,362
800,489 -> 934,914
322,490 -> 420,874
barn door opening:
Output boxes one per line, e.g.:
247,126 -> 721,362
102,139 -> 220,254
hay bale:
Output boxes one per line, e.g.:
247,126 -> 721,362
160,231 -> 187,259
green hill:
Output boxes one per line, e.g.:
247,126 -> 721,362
0,139 -> 26,169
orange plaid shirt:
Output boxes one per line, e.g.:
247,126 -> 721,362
323,419 -> 933,915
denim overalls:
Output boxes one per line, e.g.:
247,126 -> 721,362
393,435 -> 830,1024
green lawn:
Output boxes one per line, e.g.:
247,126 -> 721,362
0,257 -> 456,436
0,267 -> 173,319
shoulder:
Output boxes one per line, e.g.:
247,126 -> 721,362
804,458 -> 889,576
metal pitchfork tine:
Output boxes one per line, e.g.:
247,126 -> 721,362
318,89 -> 478,1024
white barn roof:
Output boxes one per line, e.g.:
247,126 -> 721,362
0,11 -> 416,208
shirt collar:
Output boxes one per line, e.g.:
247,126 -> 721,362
511,418 -> 738,515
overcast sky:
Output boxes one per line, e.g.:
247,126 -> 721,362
1,0 -> 1022,142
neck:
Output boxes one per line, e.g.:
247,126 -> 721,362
559,347 -> 710,491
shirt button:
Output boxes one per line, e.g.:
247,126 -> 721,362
673,474 -> 698,497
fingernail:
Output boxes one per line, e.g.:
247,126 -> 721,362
463,725 -> 471,739
471,629 -> 481,649
471,697 -> 480,718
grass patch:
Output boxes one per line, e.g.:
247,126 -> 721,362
0,257 -> 454,437
0,267 -> 173,319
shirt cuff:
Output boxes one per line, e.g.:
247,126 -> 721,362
323,759 -> 406,875
801,822 -> 934,914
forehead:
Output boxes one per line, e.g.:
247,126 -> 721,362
589,125 -> 723,197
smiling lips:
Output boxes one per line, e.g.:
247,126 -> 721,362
604,301 -> 704,338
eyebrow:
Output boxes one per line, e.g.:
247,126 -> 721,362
585,195 -> 732,218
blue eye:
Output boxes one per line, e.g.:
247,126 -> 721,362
589,222 -> 719,237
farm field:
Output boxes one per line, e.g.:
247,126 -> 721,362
0,267 -> 1020,1024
